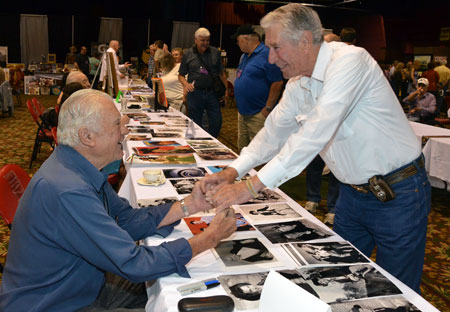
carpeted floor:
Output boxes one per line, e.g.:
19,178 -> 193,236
0,94 -> 448,310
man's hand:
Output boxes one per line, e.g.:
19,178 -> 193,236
188,208 -> 237,258
184,82 -> 195,93
200,168 -> 239,203
123,62 -> 132,68
185,182 -> 214,215
210,181 -> 253,211
261,106 -> 271,118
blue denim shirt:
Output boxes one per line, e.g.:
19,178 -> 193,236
0,145 -> 192,311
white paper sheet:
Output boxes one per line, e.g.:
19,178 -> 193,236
259,270 -> 331,312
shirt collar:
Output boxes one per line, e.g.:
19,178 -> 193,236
248,42 -> 264,56
55,145 -> 108,192
311,41 -> 332,83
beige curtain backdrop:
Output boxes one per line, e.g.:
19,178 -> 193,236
20,14 -> 49,66
171,21 -> 200,49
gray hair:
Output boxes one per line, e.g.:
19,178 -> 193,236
66,71 -> 85,84
57,89 -> 111,147
260,3 -> 324,45
195,27 -> 210,38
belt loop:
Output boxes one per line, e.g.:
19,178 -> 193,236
413,153 -> 424,171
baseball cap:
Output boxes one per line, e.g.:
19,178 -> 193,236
231,24 -> 258,40
417,78 -> 429,86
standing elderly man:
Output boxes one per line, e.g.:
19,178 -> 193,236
232,24 -> 283,151
201,4 -> 429,293
179,27 -> 228,138
100,40 -> 132,83
0,89 -> 236,311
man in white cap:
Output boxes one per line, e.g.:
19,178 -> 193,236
403,77 -> 437,123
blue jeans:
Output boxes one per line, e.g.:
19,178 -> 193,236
187,89 -> 222,138
333,155 -> 430,293
306,155 -> 340,213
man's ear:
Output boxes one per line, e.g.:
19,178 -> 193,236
301,31 -> 314,51
78,127 -> 95,147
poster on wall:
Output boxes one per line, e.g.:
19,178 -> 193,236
24,75 -> 40,95
0,46 -> 7,67
434,56 -> 447,64
413,55 -> 432,71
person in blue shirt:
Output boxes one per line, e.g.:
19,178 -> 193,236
0,89 -> 236,311
232,24 -> 284,151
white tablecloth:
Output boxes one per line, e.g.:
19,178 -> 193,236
410,121 -> 450,190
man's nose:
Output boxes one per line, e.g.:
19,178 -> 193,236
268,48 -> 277,64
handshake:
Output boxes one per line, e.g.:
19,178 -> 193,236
185,167 -> 265,257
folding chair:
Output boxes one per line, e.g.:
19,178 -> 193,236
32,97 -> 45,116
0,164 -> 31,272
26,99 -> 54,168
51,127 -> 58,145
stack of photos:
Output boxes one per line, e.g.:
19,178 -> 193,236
195,148 -> 237,161
128,125 -> 152,133
239,203 -> 302,224
137,197 -> 178,208
295,264 -> 402,303
164,118 -> 190,127
329,296 -> 421,312
186,140 -> 224,150
124,112 -> 148,119
127,154 -> 196,165
140,121 -> 165,126
163,167 -> 207,179
184,213 -> 255,235
150,129 -> 184,138
282,241 -> 369,266
127,135 -> 149,141
170,178 -> 201,195
254,219 -> 332,244
132,145 -> 195,156
158,114 -> 183,118
214,238 -> 280,271
143,140 -> 180,147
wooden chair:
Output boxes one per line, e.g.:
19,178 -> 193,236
0,164 -> 31,272
26,99 -> 54,168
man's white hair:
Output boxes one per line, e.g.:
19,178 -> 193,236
66,71 -> 86,85
260,3 -> 324,45
195,27 -> 210,38
57,89 -> 111,147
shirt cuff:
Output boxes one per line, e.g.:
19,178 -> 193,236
229,153 -> 257,179
161,238 -> 192,278
152,203 -> 182,237
256,157 -> 291,189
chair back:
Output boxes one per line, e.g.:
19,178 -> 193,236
32,98 -> 45,116
27,99 -> 41,124
51,127 -> 58,145
0,164 -> 31,226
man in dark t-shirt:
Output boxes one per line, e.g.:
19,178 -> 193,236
75,46 -> 90,78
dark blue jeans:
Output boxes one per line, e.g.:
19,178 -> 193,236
306,155 -> 340,213
334,155 -> 430,293
187,89 -> 222,138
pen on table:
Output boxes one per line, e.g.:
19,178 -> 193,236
177,278 -> 221,296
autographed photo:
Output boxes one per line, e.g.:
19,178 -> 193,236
184,213 -> 254,235
238,202 -> 302,224
296,264 -> 402,304
240,188 -> 285,205
214,238 -> 279,270
288,241 -> 369,265
255,219 -> 332,244
218,272 -> 269,310
330,296 -> 421,312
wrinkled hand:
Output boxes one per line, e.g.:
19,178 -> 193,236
186,182 -> 214,215
200,168 -> 238,203
211,181 -> 253,211
204,207 -> 236,242
123,62 -> 132,68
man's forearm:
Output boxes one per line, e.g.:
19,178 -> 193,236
265,80 -> 283,109
157,197 -> 193,229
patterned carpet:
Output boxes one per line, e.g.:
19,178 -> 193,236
0,95 -> 448,310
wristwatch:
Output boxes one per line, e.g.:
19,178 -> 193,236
265,106 -> 273,112
180,199 -> 190,217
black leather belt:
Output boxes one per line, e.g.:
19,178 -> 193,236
195,87 -> 214,92
350,156 -> 424,194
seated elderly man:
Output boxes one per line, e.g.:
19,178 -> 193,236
403,77 -> 437,123
0,89 -> 236,311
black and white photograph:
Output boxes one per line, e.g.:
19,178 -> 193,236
196,148 -> 237,160
218,272 -> 269,310
241,188 -> 286,205
255,219 -> 332,244
330,296 -> 421,312
137,197 -> 178,208
214,238 -> 279,269
150,129 -> 183,138
163,167 -> 207,179
296,264 -> 402,304
128,126 -> 152,134
289,241 -> 369,265
169,178 -> 201,195
239,202 -> 302,223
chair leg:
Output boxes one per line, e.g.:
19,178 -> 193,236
30,132 -> 40,169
